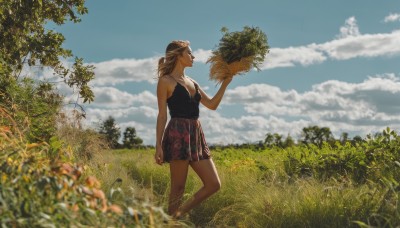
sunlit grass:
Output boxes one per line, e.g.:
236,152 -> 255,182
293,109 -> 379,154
94,147 -> 400,227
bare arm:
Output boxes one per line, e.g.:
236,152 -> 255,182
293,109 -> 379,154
155,77 -> 169,165
198,77 -> 232,110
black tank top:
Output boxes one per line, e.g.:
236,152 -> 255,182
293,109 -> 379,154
167,77 -> 202,119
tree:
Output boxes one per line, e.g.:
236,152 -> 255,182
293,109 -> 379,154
340,132 -> 349,145
122,127 -> 143,149
0,0 -> 94,141
0,0 -> 94,103
264,133 -> 274,147
273,133 -> 283,148
351,135 -> 364,146
99,116 -> 121,149
301,126 -> 335,147
264,133 -> 284,148
283,134 -> 295,148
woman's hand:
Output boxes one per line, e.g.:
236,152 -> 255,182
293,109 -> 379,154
222,76 -> 233,85
154,145 -> 164,165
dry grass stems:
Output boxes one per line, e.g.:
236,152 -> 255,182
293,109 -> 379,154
208,54 -> 255,83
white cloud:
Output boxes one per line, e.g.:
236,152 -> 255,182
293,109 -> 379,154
384,13 -> 400,23
259,17 -> 400,69
224,74 -> 400,131
91,88 -> 157,109
91,57 -> 159,86
283,75 -> 400,136
199,110 -> 309,145
312,17 -> 400,59
318,30 -> 400,60
193,49 -> 212,63
337,16 -> 360,38
261,45 -> 327,70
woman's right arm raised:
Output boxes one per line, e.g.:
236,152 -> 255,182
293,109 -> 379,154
155,77 -> 169,165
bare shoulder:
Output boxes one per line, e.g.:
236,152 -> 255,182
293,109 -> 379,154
159,75 -> 175,86
159,75 -> 171,83
158,75 -> 177,94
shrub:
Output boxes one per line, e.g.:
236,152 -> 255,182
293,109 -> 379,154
0,107 -> 171,227
0,77 -> 62,142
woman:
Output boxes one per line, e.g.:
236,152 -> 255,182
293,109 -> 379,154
155,40 -> 232,218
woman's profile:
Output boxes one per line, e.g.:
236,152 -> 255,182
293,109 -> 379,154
155,40 -> 232,218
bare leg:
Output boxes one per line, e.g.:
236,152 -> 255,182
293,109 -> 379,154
168,160 -> 190,216
176,159 -> 221,216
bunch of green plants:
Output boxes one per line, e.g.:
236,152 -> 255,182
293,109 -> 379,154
0,77 -> 62,142
0,109 -> 171,227
363,128 -> 400,182
282,127 -> 400,184
283,143 -> 368,183
212,26 -> 269,68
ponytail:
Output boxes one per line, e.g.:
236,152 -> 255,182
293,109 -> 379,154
157,57 -> 165,78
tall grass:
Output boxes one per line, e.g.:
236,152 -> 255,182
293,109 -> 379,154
98,144 -> 400,227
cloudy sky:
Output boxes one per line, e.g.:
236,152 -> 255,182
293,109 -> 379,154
49,0 -> 400,145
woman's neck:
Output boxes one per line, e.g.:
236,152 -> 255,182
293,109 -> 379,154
170,67 -> 185,79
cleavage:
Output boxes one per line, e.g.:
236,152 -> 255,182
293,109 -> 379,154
177,82 -> 196,98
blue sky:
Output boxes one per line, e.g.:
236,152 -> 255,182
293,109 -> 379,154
49,0 -> 400,145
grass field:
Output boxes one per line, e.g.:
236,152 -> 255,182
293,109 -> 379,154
92,142 -> 400,227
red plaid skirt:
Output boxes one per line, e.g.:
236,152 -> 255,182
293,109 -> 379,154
162,118 -> 211,162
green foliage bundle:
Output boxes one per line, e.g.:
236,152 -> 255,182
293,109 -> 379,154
216,26 -> 269,66
207,26 -> 269,82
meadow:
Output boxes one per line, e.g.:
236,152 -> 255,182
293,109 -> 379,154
93,129 -> 400,227
2,104 -> 400,227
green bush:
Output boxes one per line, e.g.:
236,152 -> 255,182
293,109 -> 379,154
0,108 -> 171,227
0,77 -> 62,142
282,129 -> 400,185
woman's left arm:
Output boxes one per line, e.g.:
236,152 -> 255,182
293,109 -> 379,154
198,77 -> 232,110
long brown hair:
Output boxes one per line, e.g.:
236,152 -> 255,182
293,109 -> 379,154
157,40 -> 190,78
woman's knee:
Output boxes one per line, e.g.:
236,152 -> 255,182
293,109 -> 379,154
206,179 -> 221,193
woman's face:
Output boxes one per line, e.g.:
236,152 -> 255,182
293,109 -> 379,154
179,47 -> 195,67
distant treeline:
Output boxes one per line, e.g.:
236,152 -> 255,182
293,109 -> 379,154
101,116 -> 394,151
210,125 -> 390,150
